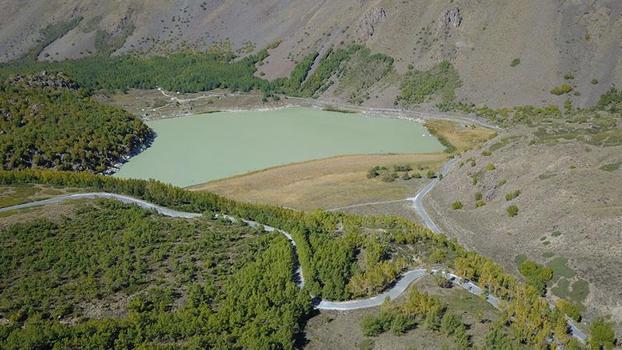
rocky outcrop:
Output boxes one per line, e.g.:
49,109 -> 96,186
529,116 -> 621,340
357,7 -> 387,41
439,7 -> 462,30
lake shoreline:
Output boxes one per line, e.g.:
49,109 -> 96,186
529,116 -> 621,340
113,107 -> 445,187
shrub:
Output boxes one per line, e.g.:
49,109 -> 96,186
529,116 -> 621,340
390,313 -> 416,335
556,299 -> 581,322
367,167 -> 380,178
412,172 -> 422,179
435,275 -> 453,288
474,192 -> 483,201
451,201 -> 464,210
518,259 -> 553,296
394,164 -> 413,172
441,313 -> 464,336
564,72 -> 575,80
401,172 -> 412,180
550,84 -> 573,95
485,163 -> 496,171
589,318 -> 616,350
510,58 -> 521,67
361,310 -> 395,336
505,190 -> 521,201
381,172 -> 399,182
426,170 -> 437,179
475,199 -> 486,208
481,150 -> 492,156
591,79 -> 599,85
397,60 -> 462,105
507,205 -> 519,217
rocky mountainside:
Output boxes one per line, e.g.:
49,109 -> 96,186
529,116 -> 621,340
1,0 -> 621,108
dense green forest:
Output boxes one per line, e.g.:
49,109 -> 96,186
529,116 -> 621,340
0,169 -> 616,349
0,80 -> 153,172
0,50 -> 271,94
0,200 -> 310,348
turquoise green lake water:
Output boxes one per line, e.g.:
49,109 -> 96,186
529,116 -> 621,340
114,107 -> 444,187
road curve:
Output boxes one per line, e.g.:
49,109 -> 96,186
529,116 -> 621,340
0,192 -> 430,310
407,158 -> 455,234
316,269 -> 428,310
0,191 -> 592,341
406,160 -> 588,343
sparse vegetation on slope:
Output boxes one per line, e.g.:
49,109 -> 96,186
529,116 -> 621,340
397,61 -> 462,106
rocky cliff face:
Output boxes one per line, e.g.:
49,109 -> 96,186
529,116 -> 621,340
1,0 -> 621,108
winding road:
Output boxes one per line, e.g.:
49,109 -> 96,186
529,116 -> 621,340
0,185 -> 587,342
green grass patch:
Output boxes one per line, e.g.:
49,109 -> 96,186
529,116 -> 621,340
0,185 -> 38,208
546,256 -> 576,281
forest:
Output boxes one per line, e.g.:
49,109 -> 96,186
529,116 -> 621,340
0,200 -> 310,348
0,81 -> 153,172
0,169 -> 616,349
0,50 -> 271,94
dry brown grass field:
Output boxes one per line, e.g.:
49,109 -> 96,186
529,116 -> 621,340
190,154 -> 445,211
191,120 -> 495,211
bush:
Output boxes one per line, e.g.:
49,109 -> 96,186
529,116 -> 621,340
589,318 -> 616,350
426,170 -> 437,179
451,201 -> 464,210
482,150 -> 492,156
381,172 -> 399,182
475,199 -> 486,208
591,79 -> 599,85
510,58 -> 521,67
394,164 -> 412,172
485,163 -> 496,171
361,310 -> 395,336
474,192 -> 483,201
507,205 -> 519,217
435,275 -> 453,289
518,260 -> 553,296
550,84 -> 573,95
556,299 -> 581,322
390,313 -> 416,335
505,190 -> 521,201
397,60 -> 462,105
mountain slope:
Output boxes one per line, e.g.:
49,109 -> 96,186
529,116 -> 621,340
1,0 -> 621,108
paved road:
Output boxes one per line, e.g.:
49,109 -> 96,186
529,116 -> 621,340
316,269 -> 428,310
406,161 -> 587,343
0,193 -> 201,218
407,159 -> 455,233
0,191 -> 591,341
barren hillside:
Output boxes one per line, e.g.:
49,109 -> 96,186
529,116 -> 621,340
1,0 -> 621,108
427,129 -> 622,326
